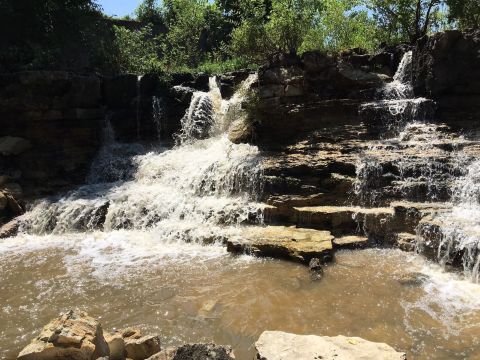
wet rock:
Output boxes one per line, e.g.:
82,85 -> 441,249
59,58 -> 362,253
308,258 -> 324,281
255,331 -> 406,360
397,272 -> 429,287
149,343 -> 235,360
0,136 -> 32,155
394,233 -> 417,252
2,182 -> 23,198
6,194 -> 23,215
104,332 -> 125,360
17,310 -> 109,360
228,119 -> 255,144
227,226 -> 334,264
0,192 -> 7,211
124,334 -> 161,360
0,218 -> 21,238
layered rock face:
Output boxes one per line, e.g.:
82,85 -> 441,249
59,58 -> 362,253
412,29 -> 480,131
248,31 -> 480,269
0,72 -> 104,196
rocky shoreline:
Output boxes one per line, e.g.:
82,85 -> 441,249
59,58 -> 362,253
17,310 -> 406,360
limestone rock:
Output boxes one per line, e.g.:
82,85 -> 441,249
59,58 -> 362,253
17,310 -> 109,360
333,236 -> 369,249
0,136 -> 31,155
255,331 -> 406,360
227,226 -> 334,264
124,335 -> 161,360
105,332 -> 126,360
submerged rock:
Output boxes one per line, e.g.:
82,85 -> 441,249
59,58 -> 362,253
17,310 -> 109,360
255,331 -> 406,360
308,257 -> 324,281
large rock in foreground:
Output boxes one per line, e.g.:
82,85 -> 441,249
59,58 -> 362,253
255,331 -> 406,360
226,226 -> 333,263
17,310 -> 109,360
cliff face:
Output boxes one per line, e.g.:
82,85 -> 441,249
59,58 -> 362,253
412,29 -> 480,131
0,71 -> 104,194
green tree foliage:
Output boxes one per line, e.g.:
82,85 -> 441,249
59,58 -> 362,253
367,0 -> 446,43
161,0 -> 209,69
446,0 -> 480,28
113,25 -> 162,73
301,0 -> 377,52
0,0 -> 117,72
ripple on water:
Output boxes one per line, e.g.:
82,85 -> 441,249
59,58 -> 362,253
2,241 -> 480,360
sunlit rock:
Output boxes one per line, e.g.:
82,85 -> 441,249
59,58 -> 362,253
255,331 -> 406,360
17,310 -> 109,360
227,225 -> 333,264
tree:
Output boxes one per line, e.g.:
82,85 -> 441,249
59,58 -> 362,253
367,0 -> 445,43
446,0 -> 480,29
301,0 -> 377,52
161,0 -> 209,69
0,0 -> 117,72
113,25 -> 162,73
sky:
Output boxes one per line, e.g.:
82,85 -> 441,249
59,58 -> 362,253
97,0 -> 142,18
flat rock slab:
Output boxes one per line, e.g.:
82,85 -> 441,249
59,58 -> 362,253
255,331 -> 406,360
333,236 -> 369,249
226,226 -> 333,264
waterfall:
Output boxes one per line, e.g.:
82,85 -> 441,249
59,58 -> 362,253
20,75 -> 264,243
359,51 -> 434,135
418,159 -> 480,282
381,50 -> 414,99
152,96 -> 164,140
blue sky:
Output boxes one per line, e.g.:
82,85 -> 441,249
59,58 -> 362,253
97,0 -> 142,17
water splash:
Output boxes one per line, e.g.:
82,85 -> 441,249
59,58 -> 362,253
417,159 -> 480,282
20,76 -> 264,244
152,96 -> 164,140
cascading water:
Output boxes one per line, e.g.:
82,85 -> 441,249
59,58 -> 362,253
417,158 -> 480,282
19,75 -> 264,244
355,52 -> 453,206
356,50 -> 480,284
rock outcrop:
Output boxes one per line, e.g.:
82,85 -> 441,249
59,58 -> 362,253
227,225 -> 334,264
255,331 -> 406,360
16,311 -> 236,360
17,310 -> 109,360
412,29 -> 480,130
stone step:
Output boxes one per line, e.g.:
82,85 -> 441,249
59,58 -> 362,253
333,235 -> 369,249
226,225 -> 334,264
292,206 -> 395,237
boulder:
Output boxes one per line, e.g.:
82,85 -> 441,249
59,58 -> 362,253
105,332 -> 126,360
124,335 -> 161,360
0,136 -> 31,155
0,218 -> 21,238
17,310 -> 109,360
255,331 -> 406,360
